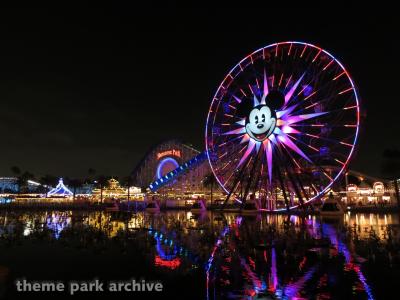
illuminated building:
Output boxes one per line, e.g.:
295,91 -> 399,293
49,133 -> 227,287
131,140 -> 399,208
0,177 -> 42,193
48,178 -> 73,197
75,183 -> 95,196
341,181 -> 393,206
91,178 -> 142,202
132,139 -> 224,204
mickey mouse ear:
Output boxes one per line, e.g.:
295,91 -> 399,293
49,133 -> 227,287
236,96 -> 253,118
265,90 -> 284,110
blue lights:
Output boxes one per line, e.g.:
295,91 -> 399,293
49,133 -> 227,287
149,151 -> 208,192
47,178 -> 73,197
0,197 -> 13,204
156,157 -> 179,180
205,41 -> 361,211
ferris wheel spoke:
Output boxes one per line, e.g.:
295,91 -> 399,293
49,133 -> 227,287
217,134 -> 245,149
232,94 -> 243,103
293,95 -> 357,119
284,145 -> 329,201
289,123 -> 355,128
300,130 -> 357,149
223,127 -> 246,136
287,169 -> 308,206
276,146 -> 306,207
333,71 -> 346,81
263,139 -> 273,184
217,142 -> 247,163
292,62 -> 349,105
340,141 -> 354,147
262,68 -> 269,102
238,140 -> 257,168
287,134 -> 354,167
276,164 -> 290,210
322,58 -> 335,71
284,73 -> 305,106
283,111 -> 329,125
276,103 -> 299,119
227,155 -> 254,192
274,129 -> 312,163
206,42 -> 360,211
338,87 -> 354,95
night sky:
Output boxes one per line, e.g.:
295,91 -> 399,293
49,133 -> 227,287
0,3 -> 398,179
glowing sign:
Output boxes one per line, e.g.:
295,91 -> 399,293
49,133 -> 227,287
156,149 -> 181,160
347,184 -> 357,193
373,182 -> 384,194
156,157 -> 179,179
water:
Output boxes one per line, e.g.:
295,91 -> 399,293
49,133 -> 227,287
0,210 -> 399,299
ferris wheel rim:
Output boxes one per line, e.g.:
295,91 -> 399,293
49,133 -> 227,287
205,41 -> 361,210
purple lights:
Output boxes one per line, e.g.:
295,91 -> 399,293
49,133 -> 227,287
156,157 -> 179,180
205,41 -> 360,211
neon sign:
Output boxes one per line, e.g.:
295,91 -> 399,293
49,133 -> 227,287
154,256 -> 181,269
156,158 -> 179,179
157,149 -> 181,160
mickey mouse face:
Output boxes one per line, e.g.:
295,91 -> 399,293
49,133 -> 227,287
236,90 -> 284,142
245,105 -> 276,142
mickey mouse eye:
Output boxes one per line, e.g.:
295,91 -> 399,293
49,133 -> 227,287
262,114 -> 265,122
255,115 -> 259,124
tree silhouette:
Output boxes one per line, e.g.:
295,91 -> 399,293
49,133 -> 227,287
122,175 -> 134,210
10,166 -> 21,176
203,173 -> 218,206
88,168 -> 96,179
65,178 -> 83,201
10,167 -> 34,194
96,175 -> 109,203
381,148 -> 400,207
40,174 -> 58,196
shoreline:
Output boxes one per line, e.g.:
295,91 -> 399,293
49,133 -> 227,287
1,203 -> 399,215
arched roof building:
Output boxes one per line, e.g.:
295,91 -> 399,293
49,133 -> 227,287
132,139 -> 222,199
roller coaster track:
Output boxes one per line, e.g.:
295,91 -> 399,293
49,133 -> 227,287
148,151 -> 208,192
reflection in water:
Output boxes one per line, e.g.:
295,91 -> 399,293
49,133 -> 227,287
205,213 -> 399,299
323,224 -> 374,300
151,230 -> 181,269
206,225 -> 229,300
0,210 -> 399,299
46,212 -> 71,239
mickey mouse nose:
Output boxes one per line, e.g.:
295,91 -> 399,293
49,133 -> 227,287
257,124 -> 264,129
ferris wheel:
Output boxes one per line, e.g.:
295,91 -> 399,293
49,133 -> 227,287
205,41 -> 360,211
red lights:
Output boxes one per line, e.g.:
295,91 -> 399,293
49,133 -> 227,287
154,256 -> 181,270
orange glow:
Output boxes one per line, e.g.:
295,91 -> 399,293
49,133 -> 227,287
157,149 -> 182,160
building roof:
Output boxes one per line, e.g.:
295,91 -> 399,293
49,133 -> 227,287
47,178 -> 73,196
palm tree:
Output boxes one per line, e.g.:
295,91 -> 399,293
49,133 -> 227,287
20,172 -> 34,194
96,175 -> 108,203
10,166 -> 21,176
40,174 -> 58,197
88,168 -> 96,181
10,166 -> 21,193
68,178 -> 83,201
203,173 -> 218,206
122,175 -> 133,210
382,148 -> 400,208
14,169 -> 34,194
